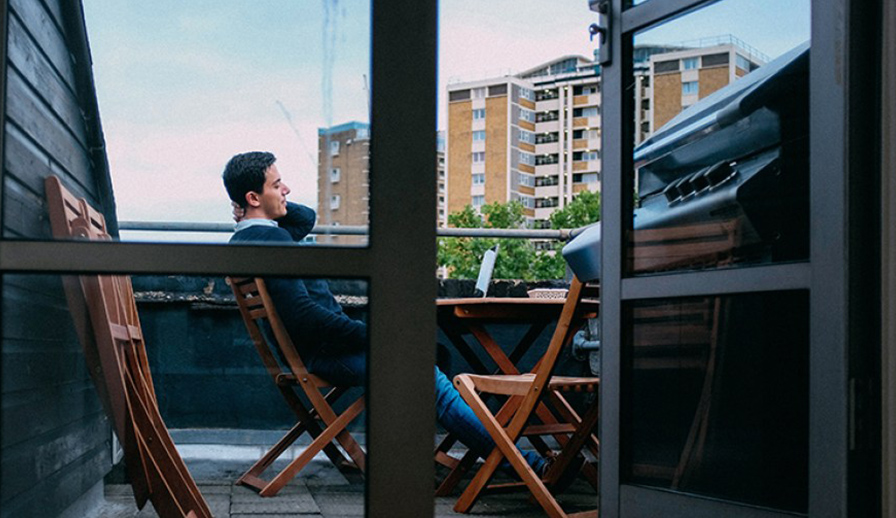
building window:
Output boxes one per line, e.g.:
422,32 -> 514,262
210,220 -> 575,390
535,175 -> 559,187
519,195 -> 535,209
472,173 -> 485,185
573,106 -> 600,118
536,154 -> 559,165
682,81 -> 699,96
520,152 -> 535,166
450,89 -> 471,102
330,194 -> 341,210
330,167 -> 341,183
472,108 -> 486,120
329,140 -> 340,156
472,195 -> 485,207
472,130 -> 486,141
519,87 -> 535,101
573,172 -> 600,183
472,87 -> 486,99
573,150 -> 600,162
519,173 -> 535,187
520,108 -> 535,123
703,52 -> 730,67
535,197 -> 559,208
472,151 -> 485,163
575,84 -> 599,95
519,130 -> 534,144
536,132 -> 559,144
488,84 -> 508,96
683,57 -> 699,70
736,54 -> 757,71
355,128 -> 369,139
536,88 -> 559,101
536,110 -> 559,122
654,59 -> 679,73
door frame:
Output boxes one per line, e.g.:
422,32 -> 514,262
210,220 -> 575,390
598,0 -> 882,516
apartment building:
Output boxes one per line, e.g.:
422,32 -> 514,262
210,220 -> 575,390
317,122 -> 448,242
317,121 -> 370,245
437,130 -> 447,227
446,56 -> 602,230
645,37 -> 766,136
447,36 -> 765,228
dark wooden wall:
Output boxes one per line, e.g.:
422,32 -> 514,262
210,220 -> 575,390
1,0 -> 117,515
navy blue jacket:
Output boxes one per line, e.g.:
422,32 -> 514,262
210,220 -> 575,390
230,202 -> 367,355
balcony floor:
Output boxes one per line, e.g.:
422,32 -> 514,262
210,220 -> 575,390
93,431 -> 598,517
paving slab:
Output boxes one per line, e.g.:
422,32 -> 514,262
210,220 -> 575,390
94,440 -> 598,517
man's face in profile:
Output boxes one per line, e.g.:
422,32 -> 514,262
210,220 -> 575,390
255,164 -> 290,219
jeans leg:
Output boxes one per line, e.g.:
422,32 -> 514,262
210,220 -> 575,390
434,367 -> 545,474
306,351 -> 366,386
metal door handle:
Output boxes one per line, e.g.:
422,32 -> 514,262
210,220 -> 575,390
589,0 -> 611,66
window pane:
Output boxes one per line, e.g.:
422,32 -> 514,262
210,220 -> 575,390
1,272 -> 369,514
441,0 -> 601,236
622,291 -> 809,512
31,2 -> 372,246
629,0 -> 810,276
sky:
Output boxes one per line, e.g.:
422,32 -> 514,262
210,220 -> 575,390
81,0 -> 809,235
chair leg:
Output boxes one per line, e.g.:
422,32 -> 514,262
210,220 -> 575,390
436,450 -> 478,496
238,420 -> 308,491
544,390 -> 600,490
543,393 -> 600,490
281,388 -> 355,470
333,426 -> 367,472
260,397 -> 366,496
453,377 -> 567,518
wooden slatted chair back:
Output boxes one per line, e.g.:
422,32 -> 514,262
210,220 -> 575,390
44,175 -> 211,518
227,276 -> 366,496
629,218 -> 743,274
229,277 -> 314,383
629,295 -> 724,489
507,278 -> 599,436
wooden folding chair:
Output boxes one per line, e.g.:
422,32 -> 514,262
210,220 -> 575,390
44,176 -> 211,518
228,276 -> 366,496
452,277 -> 601,518
629,218 -> 744,274
626,219 -> 734,487
628,296 -> 726,489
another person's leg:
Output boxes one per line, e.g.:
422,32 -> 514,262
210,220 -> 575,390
434,367 -> 545,474
307,355 -> 546,475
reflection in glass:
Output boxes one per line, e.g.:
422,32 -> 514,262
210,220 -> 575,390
628,0 -> 811,275
622,291 -> 809,512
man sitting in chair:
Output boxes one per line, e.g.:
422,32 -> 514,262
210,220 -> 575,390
222,151 -> 548,478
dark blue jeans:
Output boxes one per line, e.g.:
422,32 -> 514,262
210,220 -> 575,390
306,350 -> 545,474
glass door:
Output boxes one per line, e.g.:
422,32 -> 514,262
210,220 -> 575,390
593,0 -> 878,516
0,0 -> 439,515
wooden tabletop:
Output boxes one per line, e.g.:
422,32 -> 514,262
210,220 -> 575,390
437,296 -> 597,320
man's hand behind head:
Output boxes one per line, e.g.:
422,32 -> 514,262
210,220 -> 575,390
232,201 -> 246,223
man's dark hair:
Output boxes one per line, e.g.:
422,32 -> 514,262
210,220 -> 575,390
222,151 -> 277,208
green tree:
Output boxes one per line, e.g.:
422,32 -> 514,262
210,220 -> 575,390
548,189 -> 601,230
437,194 -> 602,280
536,190 -> 602,279
438,201 -> 542,280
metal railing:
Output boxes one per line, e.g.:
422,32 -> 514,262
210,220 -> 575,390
118,221 -> 586,240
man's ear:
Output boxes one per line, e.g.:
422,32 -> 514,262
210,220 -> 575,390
245,191 -> 262,208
